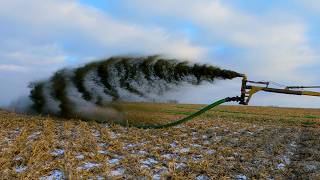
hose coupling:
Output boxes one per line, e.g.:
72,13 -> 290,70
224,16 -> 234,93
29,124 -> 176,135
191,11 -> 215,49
225,96 -> 241,102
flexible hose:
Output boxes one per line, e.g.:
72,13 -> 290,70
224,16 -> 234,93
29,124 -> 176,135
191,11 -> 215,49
121,97 -> 239,129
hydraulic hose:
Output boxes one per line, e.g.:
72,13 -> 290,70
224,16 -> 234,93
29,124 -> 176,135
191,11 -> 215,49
123,96 -> 240,129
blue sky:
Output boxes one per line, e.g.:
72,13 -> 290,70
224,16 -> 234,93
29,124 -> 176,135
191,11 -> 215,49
0,0 -> 319,107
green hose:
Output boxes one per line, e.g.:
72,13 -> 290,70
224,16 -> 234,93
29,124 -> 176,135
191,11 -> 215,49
123,97 -> 239,129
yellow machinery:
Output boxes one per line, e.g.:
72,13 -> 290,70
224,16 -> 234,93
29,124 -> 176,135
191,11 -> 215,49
135,75 -> 320,128
239,75 -> 320,105
136,75 -> 320,128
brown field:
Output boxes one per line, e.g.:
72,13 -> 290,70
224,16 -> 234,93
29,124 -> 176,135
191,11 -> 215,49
0,103 -> 320,179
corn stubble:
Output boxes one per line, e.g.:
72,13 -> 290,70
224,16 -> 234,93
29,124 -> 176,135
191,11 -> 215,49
0,104 -> 320,179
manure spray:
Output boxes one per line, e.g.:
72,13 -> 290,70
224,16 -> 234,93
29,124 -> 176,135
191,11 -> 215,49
28,55 -> 242,127
27,55 -> 320,128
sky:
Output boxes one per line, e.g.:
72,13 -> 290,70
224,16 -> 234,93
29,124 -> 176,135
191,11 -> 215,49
0,0 -> 319,108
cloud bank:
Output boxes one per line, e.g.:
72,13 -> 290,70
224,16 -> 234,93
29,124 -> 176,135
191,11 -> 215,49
0,0 -> 319,108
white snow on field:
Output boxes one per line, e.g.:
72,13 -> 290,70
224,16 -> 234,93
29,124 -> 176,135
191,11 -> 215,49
98,143 -> 108,147
177,148 -> 190,153
277,163 -> 286,170
92,130 -> 101,137
98,150 -> 109,154
213,136 -> 222,142
28,131 -> 41,140
191,144 -> 202,148
4,128 -> 21,143
96,176 -> 105,180
123,143 -> 137,149
15,165 -> 27,173
140,158 -> 158,167
170,141 -> 178,148
75,153 -> 84,160
290,141 -> 297,147
282,155 -> 291,165
137,150 -> 147,155
14,156 -> 23,161
109,132 -> 119,139
304,163 -> 319,172
152,167 -> 169,180
77,162 -> 101,171
196,174 -> 210,180
40,169 -> 64,180
51,149 -> 64,156
108,158 -> 120,165
153,174 -> 161,180
110,167 -> 125,176
192,154 -> 203,161
174,162 -> 187,170
161,154 -> 174,160
236,174 -> 247,180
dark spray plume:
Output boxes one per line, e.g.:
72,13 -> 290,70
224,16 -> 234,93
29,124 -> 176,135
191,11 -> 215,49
29,55 -> 242,123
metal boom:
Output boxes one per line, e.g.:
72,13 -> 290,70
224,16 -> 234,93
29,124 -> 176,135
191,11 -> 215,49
239,75 -> 320,105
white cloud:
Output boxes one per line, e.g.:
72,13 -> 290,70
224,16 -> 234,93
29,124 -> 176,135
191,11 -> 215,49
1,41 -> 67,66
0,0 -> 207,106
121,0 -> 318,82
0,64 -> 29,73
0,0 -> 206,60
296,0 -> 320,12
0,0 -> 318,108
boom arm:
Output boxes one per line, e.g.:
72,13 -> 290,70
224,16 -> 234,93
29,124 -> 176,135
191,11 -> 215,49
239,75 -> 320,105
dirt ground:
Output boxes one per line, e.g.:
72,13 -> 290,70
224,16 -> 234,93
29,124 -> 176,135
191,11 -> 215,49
0,104 -> 319,179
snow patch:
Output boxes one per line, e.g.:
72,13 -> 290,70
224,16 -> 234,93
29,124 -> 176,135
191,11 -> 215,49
152,167 -> 169,180
110,167 -> 125,176
75,153 -> 84,160
28,131 -> 41,140
170,141 -> 178,148
5,128 -> 21,143
141,158 -> 158,167
192,154 -> 203,161
191,144 -> 201,148
196,174 -> 210,180
109,132 -> 118,139
174,162 -> 187,170
98,143 -> 108,147
177,148 -> 190,153
236,174 -> 247,180
138,150 -> 147,155
77,162 -> 101,171
40,169 -> 64,180
14,156 -> 23,161
276,163 -> 285,170
15,165 -> 27,173
108,158 -> 121,165
98,150 -> 109,155
123,143 -> 136,149
51,149 -> 64,157
161,154 -> 174,160
92,130 -> 101,137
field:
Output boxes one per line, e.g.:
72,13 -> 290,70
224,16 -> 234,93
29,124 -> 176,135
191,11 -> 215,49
0,103 -> 320,179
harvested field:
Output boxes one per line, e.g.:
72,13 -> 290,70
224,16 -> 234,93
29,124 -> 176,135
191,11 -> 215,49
0,103 -> 320,179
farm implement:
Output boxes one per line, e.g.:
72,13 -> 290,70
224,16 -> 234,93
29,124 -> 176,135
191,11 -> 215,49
135,75 -> 320,129
239,75 -> 320,105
